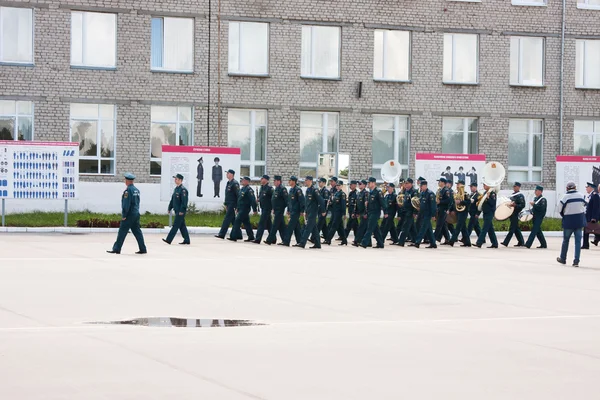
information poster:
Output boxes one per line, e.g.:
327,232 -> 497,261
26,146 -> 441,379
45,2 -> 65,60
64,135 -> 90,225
0,141 -> 79,200
556,155 -> 600,197
160,145 -> 241,203
415,153 -> 486,190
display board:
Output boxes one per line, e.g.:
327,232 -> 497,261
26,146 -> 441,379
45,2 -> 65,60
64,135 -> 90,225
0,141 -> 79,200
556,155 -> 600,197
415,153 -> 486,189
160,145 -> 241,203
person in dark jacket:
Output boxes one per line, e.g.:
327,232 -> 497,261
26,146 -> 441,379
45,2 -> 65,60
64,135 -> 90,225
212,157 -> 223,198
380,183 -> 398,243
215,169 -> 239,239
360,177 -> 385,248
352,180 -> 369,246
409,180 -> 437,249
228,176 -> 257,242
448,180 -> 471,247
163,173 -> 190,245
467,183 -> 483,240
196,157 -> 204,197
525,185 -> 547,249
253,175 -> 274,244
582,182 -> 600,249
265,175 -> 288,245
107,173 -> 147,254
475,184 -> 498,248
502,182 -> 526,247
396,179 -> 418,247
323,180 -> 348,246
295,176 -> 326,249
557,181 -> 587,267
313,177 -> 330,242
345,180 -> 359,239
279,176 -> 304,246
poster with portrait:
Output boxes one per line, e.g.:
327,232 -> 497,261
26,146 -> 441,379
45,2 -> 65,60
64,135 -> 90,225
556,155 -> 600,197
415,153 -> 486,189
160,146 -> 241,207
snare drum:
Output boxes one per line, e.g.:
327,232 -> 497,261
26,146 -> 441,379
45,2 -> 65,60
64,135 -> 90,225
518,210 -> 533,222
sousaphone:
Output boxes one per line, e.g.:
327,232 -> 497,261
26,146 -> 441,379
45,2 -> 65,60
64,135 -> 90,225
380,160 -> 402,184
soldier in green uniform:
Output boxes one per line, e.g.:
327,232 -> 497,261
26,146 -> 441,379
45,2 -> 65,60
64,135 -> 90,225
228,176 -> 257,242
467,182 -> 483,240
475,184 -> 499,248
162,173 -> 190,245
409,180 -> 437,249
314,177 -> 331,242
397,178 -> 417,247
448,180 -> 471,247
345,180 -> 358,239
324,180 -> 348,246
525,185 -> 548,249
265,175 -> 288,245
502,182 -> 526,247
107,173 -> 147,254
352,179 -> 369,246
294,176 -> 326,249
279,176 -> 304,246
253,175 -> 273,244
380,183 -> 398,243
360,177 -> 385,248
215,169 -> 239,239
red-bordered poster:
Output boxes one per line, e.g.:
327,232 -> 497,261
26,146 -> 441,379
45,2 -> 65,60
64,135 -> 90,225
415,153 -> 487,190
556,155 -> 600,196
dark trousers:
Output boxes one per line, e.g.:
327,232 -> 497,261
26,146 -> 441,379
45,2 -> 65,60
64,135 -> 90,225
415,215 -> 435,246
380,214 -> 397,242
450,212 -> 470,245
266,211 -> 286,243
166,213 -> 190,244
326,213 -> 347,244
300,213 -> 320,247
345,216 -> 358,238
503,212 -> 524,245
395,215 -> 405,241
477,214 -> 498,246
316,213 -> 328,239
398,213 -> 417,245
254,210 -> 272,242
196,180 -> 203,197
230,210 -> 254,240
284,213 -> 302,245
213,181 -> 221,197
355,215 -> 368,244
218,205 -> 236,237
467,214 -> 482,239
112,215 -> 146,252
360,214 -> 383,247
526,216 -> 547,248
434,209 -> 450,242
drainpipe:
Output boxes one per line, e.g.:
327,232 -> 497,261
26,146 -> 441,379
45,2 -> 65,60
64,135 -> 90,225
559,0 -> 566,155
207,0 -> 211,145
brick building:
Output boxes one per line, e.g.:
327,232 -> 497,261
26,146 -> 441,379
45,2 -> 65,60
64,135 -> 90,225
1,0 -> 599,212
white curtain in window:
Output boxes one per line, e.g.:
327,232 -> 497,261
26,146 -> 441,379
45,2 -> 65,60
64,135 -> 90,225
1,7 -> 33,63
239,22 -> 268,74
164,18 -> 193,71
84,13 -> 116,67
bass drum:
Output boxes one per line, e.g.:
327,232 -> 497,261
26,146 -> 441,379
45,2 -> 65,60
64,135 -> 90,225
494,196 -> 513,221
446,211 -> 458,225
519,210 -> 533,222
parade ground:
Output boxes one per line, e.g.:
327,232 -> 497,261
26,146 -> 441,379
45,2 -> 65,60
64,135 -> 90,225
1,232 -> 599,400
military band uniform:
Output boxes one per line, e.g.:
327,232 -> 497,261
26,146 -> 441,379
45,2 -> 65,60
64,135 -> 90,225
265,181 -> 288,244
297,183 -> 326,248
448,187 -> 471,246
354,185 -> 369,245
229,183 -> 258,241
217,177 -> 240,238
281,183 -> 305,246
434,186 -> 451,242
345,186 -> 358,239
325,187 -> 348,245
525,191 -> 548,248
476,191 -> 498,248
327,185 -> 345,240
502,188 -> 526,247
254,181 -> 274,243
110,175 -> 147,254
316,184 -> 331,241
380,189 -> 398,243
467,190 -> 483,239
413,188 -> 437,247
165,184 -> 190,244
360,183 -> 385,248
583,186 -> 600,249
397,187 -> 418,246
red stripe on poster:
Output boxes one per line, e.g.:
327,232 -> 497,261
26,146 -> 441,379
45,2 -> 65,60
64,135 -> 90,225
0,141 -> 78,147
162,145 -> 241,154
416,153 -> 486,161
556,155 -> 600,162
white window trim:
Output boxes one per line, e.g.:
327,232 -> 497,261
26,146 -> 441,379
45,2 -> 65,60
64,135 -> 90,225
373,30 -> 411,83
151,16 -> 194,73
150,106 -> 194,176
444,33 -> 479,85
69,104 -> 117,176
0,101 -> 34,140
448,0 -> 482,2
574,120 -> 600,156
442,117 -> 478,154
372,115 -> 410,183
301,26 -> 341,80
508,119 -> 543,183
228,109 -> 267,179
576,40 -> 600,89
511,36 -> 545,87
228,21 -> 270,76
0,6 -> 34,65
70,11 -> 117,69
577,0 -> 600,10
299,112 -> 340,171
511,0 -> 547,6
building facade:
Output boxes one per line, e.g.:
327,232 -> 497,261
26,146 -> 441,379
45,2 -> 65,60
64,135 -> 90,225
1,0 -> 600,212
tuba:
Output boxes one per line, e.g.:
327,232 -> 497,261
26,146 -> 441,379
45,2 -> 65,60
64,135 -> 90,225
380,160 -> 402,185
477,162 -> 506,212
454,185 -> 466,212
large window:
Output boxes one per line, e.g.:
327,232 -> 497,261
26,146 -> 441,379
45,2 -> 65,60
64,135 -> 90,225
70,103 -> 116,174
150,106 -> 193,175
227,109 -> 267,178
574,120 -> 600,156
71,11 -> 116,68
299,112 -> 339,176
508,119 -> 543,183
510,37 -> 544,86
578,0 -> 600,9
372,115 -> 409,180
373,30 -> 410,81
228,22 -> 269,76
576,40 -> 600,89
442,118 -> 478,154
0,7 -> 33,64
443,33 -> 478,84
151,17 -> 194,72
0,100 -> 33,141
301,26 -> 341,79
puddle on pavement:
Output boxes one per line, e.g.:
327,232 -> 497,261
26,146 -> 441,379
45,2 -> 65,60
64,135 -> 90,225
89,318 -> 264,328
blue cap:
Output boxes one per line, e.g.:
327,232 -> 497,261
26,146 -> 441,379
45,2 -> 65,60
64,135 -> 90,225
227,169 -> 235,175
319,177 -> 327,183
586,182 -> 597,189
337,180 -> 343,186
438,177 -> 447,183
418,176 -> 425,181
360,179 -> 368,185
536,185 -> 544,191
124,173 -> 136,180
261,174 -> 270,180
350,180 -> 358,185
289,176 -> 298,182
470,182 -> 478,187
514,182 -> 522,187
274,175 -> 282,181
173,173 -> 184,180
406,178 -> 414,184
305,175 -> 314,181
457,179 -> 465,185
330,176 -> 338,182
368,177 -> 377,183
388,182 -> 395,188
421,180 -> 428,185
242,176 -> 251,182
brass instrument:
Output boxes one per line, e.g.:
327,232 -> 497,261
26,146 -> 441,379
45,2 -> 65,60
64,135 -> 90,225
436,187 -> 442,204
411,191 -> 421,210
396,186 -> 405,206
454,185 -> 466,212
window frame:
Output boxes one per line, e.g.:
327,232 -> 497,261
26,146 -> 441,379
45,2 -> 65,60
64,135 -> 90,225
574,120 -> 600,156
0,6 -> 34,65
70,11 -> 117,70
150,16 -> 195,73
373,29 -> 411,82
577,0 -> 600,10
227,109 -> 268,179
507,119 -> 544,183
511,0 -> 547,6
576,39 -> 600,89
441,117 -> 479,154
372,114 -> 410,183
299,111 -> 340,174
300,25 -> 342,80
228,21 -> 270,77
150,105 -> 194,176
510,36 -> 545,87
0,100 -> 34,141
443,33 -> 479,85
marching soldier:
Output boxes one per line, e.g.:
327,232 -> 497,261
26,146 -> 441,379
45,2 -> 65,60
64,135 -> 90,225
279,176 -> 304,246
107,173 -> 147,254
467,182 -> 483,240
324,180 -> 348,246
294,176 -> 326,249
314,177 -> 331,242
215,169 -> 240,239
475,184 -> 499,248
502,182 -> 526,247
345,180 -> 359,239
434,178 -> 450,243
162,173 -> 190,245
409,180 -> 437,248
253,175 -> 274,244
353,179 -> 369,246
360,177 -> 385,249
265,175 -> 288,245
445,179 -> 456,240
397,178 -> 418,247
448,180 -> 471,247
380,183 -> 398,243
228,177 -> 257,242
525,185 -> 548,249
415,177 -> 425,237
582,182 -> 599,249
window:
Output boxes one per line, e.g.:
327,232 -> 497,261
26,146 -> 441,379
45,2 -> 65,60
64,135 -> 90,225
443,33 -> 478,84
511,0 -> 547,5
373,30 -> 410,81
71,11 -> 116,68
0,100 -> 33,141
150,106 -> 193,175
301,26 -> 341,79
510,37 -> 544,86
0,7 -> 33,64
151,17 -> 194,72
70,103 -> 116,174
299,112 -> 339,176
372,115 -> 409,180
508,119 -> 543,183
442,118 -> 478,154
574,120 -> 600,156
578,0 -> 600,9
227,110 -> 267,178
228,22 -> 269,75
576,40 -> 600,89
